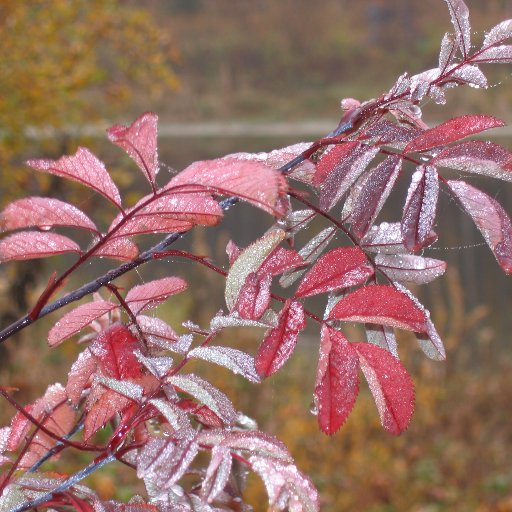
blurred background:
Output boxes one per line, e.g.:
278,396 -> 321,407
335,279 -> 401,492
1,1 -> 512,510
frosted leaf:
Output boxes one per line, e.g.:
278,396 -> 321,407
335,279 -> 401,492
250,455 -> 320,512
447,180 -> 512,273
171,334 -> 194,354
375,254 -> 447,285
409,68 -> 440,102
385,72 -> 411,98
217,430 -> 291,461
168,374 -> 237,425
280,227 -> 336,287
365,324 -> 398,358
0,197 -> 97,233
354,342 -> 415,434
225,229 -> 285,310
65,348 -> 97,404
394,283 -> 446,360
90,237 -> 139,262
0,231 -> 81,263
210,311 -> 278,331
96,376 -> 144,402
439,33 -> 457,70
361,222 -> 409,254
314,326 -> 359,435
48,300 -> 118,347
149,398 -> 192,431
473,45 -> 512,64
444,0 -> 471,57
107,112 -> 159,186
135,351 -> 173,378
483,19 -> 512,47
434,140 -> 512,181
362,120 -> 420,148
446,64 -> 487,89
136,315 -> 178,346
319,145 -> 379,211
126,277 -> 188,315
234,272 -> 272,320
345,155 -> 402,238
278,209 -> 315,238
188,346 -> 261,383
137,435 -> 199,491
401,166 -> 439,252
201,446 -> 232,503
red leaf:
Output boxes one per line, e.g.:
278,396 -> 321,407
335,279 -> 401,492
90,237 -> 139,262
27,147 -> 122,207
136,315 -> 178,346
125,277 -> 188,315
447,180 -> 512,273
66,349 -> 98,404
313,142 -> 359,187
0,231 -> 81,262
404,115 -> 505,153
108,193 -> 222,237
255,300 -> 305,378
295,247 -> 373,298
401,166 -> 439,252
168,157 -> 287,215
348,156 -> 402,238
48,300 -> 118,347
234,272 -> 272,320
107,112 -> 159,186
89,324 -> 143,379
353,342 -> 415,434
314,326 -> 359,435
0,197 -> 97,232
258,247 -> 305,277
328,284 -> 428,332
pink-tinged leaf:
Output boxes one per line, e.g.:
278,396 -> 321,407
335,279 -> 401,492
225,229 -> 285,310
439,33 -> 457,70
401,166 -> 439,252
0,231 -> 81,263
314,326 -> 359,435
125,277 -> 188,315
328,284 -> 428,332
444,0 -> 471,57
168,157 -> 287,215
318,144 -> 380,210
279,227 -> 336,288
234,272 -> 272,320
347,155 -> 402,238
375,254 -> 447,285
66,349 -> 98,404
434,140 -> 512,181
363,120 -> 421,147
136,315 -> 178,347
313,142 -> 359,187
0,197 -> 97,233
89,324 -> 143,379
446,64 -> 488,89
404,115 -> 505,153
255,300 -> 305,378
188,345 -> 261,383
48,300 -> 118,347
447,180 -> 512,273
361,222 -> 409,254
473,45 -> 512,64
250,455 -> 320,512
137,435 -> 200,491
107,112 -> 159,186
295,247 -> 373,298
168,374 -> 237,425
366,324 -> 398,358
90,237 -> 139,262
354,342 -> 415,434
258,247 -> 305,277
26,147 -> 121,207
201,446 -> 232,503
109,193 -> 222,238
483,19 -> 512,47
226,240 -> 241,265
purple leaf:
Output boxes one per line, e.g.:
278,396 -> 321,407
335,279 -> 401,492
405,115 -> 505,154
27,147 -> 121,208
48,300 -> 118,347
0,197 -> 97,233
107,112 -> 159,186
314,326 -> 359,435
444,0 -> 471,57
401,166 -> 439,252
125,277 -> 188,315
447,180 -> 512,273
375,254 -> 447,285
0,232 -> 81,262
